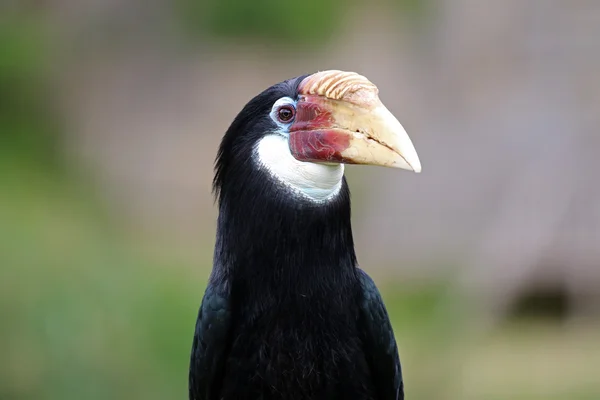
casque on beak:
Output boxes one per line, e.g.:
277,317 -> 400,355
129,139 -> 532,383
288,70 -> 421,173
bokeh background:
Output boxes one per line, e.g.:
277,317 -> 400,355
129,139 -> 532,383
2,0 -> 599,399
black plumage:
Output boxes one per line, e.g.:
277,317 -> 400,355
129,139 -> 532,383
189,76 -> 403,400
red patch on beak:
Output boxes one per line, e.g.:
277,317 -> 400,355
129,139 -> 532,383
291,97 -> 335,131
288,95 -> 351,163
288,130 -> 351,163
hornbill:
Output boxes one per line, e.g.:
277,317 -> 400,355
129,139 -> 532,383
189,70 -> 421,400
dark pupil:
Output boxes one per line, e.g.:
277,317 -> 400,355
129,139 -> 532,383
279,107 -> 293,121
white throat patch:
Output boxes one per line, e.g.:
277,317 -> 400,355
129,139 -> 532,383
254,134 -> 344,203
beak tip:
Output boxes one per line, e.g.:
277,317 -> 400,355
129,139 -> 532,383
396,153 -> 421,173
411,160 -> 422,173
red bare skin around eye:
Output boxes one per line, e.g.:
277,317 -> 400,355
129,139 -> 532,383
288,130 -> 351,163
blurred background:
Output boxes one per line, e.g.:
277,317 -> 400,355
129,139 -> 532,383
1,0 -> 599,399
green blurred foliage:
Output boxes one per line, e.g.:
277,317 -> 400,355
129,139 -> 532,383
0,14 -> 61,168
0,162 -> 201,400
176,0 -> 350,47
175,0 -> 431,47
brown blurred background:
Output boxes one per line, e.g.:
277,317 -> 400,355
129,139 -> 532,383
1,0 -> 599,399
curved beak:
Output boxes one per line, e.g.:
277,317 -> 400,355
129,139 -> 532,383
288,71 -> 421,173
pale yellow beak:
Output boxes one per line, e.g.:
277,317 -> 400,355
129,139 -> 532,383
288,70 -> 421,173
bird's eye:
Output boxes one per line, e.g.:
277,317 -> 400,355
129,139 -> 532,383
277,105 -> 295,123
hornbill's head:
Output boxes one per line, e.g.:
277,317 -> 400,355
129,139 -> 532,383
213,70 -> 421,205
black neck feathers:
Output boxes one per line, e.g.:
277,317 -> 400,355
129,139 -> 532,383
213,168 -> 357,292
